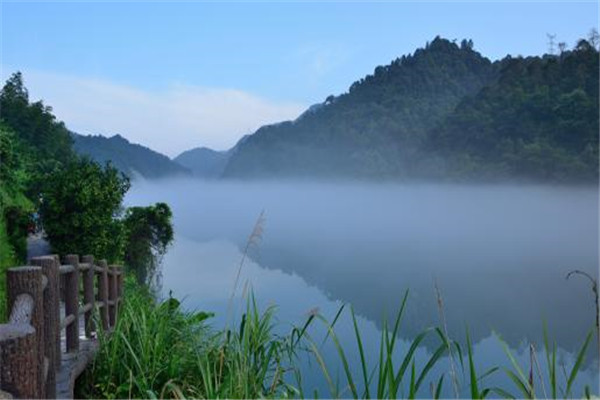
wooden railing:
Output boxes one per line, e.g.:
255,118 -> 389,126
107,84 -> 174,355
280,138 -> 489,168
0,255 -> 124,399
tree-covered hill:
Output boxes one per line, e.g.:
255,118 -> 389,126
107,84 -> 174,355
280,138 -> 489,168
426,39 -> 599,182
1,73 -> 177,320
73,133 -> 191,180
222,36 -> 599,182
223,37 -> 497,179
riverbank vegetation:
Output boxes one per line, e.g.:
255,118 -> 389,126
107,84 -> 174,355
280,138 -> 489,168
75,282 -> 597,399
1,34 -> 598,399
0,72 -> 174,320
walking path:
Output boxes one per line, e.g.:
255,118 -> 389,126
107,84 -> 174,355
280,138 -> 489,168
16,235 -> 102,398
26,232 -> 51,260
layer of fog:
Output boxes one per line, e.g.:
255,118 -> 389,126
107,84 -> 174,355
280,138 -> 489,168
126,179 -> 599,354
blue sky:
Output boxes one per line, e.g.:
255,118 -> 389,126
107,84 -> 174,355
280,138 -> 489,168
1,1 -> 598,156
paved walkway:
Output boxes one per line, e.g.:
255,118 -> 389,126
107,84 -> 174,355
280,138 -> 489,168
26,232 -> 51,260
25,234 -> 99,399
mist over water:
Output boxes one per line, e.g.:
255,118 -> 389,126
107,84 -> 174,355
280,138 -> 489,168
126,179 -> 599,395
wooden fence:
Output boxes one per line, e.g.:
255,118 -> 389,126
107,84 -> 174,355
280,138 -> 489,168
0,255 -> 124,399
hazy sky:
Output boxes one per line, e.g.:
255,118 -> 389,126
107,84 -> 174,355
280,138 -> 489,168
1,1 -> 597,157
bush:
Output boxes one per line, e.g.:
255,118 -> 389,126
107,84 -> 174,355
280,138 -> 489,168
40,157 -> 130,262
123,202 -> 174,286
76,283 -> 307,399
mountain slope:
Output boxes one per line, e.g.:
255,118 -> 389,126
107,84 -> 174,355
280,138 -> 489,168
426,40 -> 599,182
222,37 -> 599,182
73,133 -> 190,179
223,37 -> 497,179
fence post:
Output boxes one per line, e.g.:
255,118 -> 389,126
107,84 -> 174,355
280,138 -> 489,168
30,256 -> 59,399
0,324 -> 38,398
97,260 -> 110,331
6,266 -> 45,398
64,255 -> 80,352
81,255 -> 95,337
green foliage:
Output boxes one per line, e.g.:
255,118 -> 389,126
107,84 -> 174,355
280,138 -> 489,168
77,285 -> 310,399
0,121 -> 34,320
0,121 -> 28,193
0,72 -> 74,167
225,37 -> 495,179
123,202 -> 174,285
224,36 -> 599,183
0,122 -> 34,263
429,41 -> 599,182
1,72 -> 177,323
76,287 -> 598,399
0,216 -> 17,322
40,157 -> 131,262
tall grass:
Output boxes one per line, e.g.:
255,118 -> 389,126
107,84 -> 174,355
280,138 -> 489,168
77,282 -> 598,399
76,281 -> 313,399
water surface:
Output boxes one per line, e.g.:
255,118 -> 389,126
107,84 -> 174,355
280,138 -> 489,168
126,180 -> 599,397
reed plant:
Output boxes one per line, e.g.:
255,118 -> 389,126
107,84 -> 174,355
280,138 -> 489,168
76,281 -> 314,399
76,213 -> 597,399
76,282 -> 598,399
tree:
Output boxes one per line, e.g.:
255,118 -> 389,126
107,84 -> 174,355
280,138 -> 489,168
0,72 -> 28,106
0,72 -> 74,168
0,122 -> 24,190
40,157 -> 131,262
588,28 -> 599,50
460,39 -> 474,50
123,202 -> 174,286
0,122 -> 33,263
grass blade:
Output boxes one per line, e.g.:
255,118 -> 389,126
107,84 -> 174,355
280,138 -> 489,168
467,329 -> 480,399
498,334 -> 533,398
415,343 -> 446,392
565,329 -> 593,398
504,369 -> 532,399
351,306 -> 370,399
491,387 -> 516,399
434,374 -> 445,399
316,314 -> 358,399
408,361 -> 416,400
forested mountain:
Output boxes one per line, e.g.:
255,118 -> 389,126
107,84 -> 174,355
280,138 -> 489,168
1,72 -> 77,272
426,40 -> 599,182
174,147 -> 230,179
222,37 -> 599,182
73,133 -> 190,179
0,73 -> 74,167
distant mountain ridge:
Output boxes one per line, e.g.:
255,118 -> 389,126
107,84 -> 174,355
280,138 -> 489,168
221,36 -> 598,182
223,37 -> 497,179
173,134 -> 250,178
173,147 -> 230,179
73,36 -> 598,183
72,133 -> 190,179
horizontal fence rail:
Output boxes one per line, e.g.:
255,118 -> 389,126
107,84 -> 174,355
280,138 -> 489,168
0,255 -> 125,399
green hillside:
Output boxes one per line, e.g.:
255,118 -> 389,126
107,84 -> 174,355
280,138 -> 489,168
426,40 -> 599,182
223,37 -> 599,182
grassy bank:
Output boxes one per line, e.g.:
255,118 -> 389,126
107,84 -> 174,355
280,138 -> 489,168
75,282 -> 598,399
76,280 -> 309,399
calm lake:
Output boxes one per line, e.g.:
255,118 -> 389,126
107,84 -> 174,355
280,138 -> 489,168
126,180 -> 599,397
